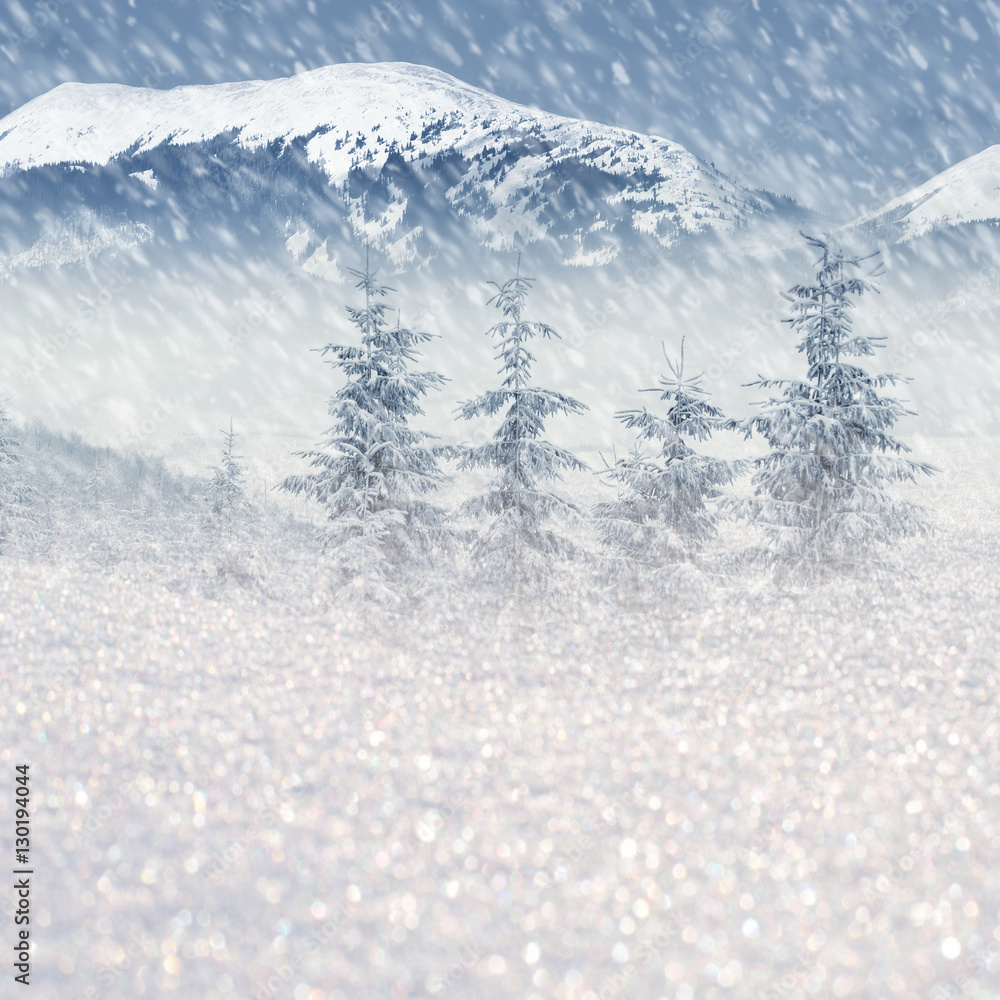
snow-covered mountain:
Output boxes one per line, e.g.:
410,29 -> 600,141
6,62 -> 998,449
2,0 -> 997,222
849,144 -> 1000,243
0,62 -> 768,275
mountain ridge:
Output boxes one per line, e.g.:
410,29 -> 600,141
0,62 -> 768,271
847,144 -> 1000,243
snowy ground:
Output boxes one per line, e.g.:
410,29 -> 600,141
2,436 -> 999,1000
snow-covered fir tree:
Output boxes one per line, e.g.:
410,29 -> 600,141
0,400 -> 34,556
593,340 -> 744,589
455,260 -> 588,601
728,233 -> 936,582
207,419 -> 254,537
280,253 -> 449,611
203,419 -> 264,589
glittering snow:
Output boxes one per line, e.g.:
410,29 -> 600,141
2,437 -> 998,1000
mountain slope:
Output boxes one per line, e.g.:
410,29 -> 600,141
0,62 -> 767,272
849,145 -> 1000,243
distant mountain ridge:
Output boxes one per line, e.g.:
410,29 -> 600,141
1,60 -> 996,289
848,144 -> 1000,243
0,61 -> 770,275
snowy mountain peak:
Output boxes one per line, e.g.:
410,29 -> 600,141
0,62 -> 764,268
850,144 -> 1000,242
0,63 -> 511,176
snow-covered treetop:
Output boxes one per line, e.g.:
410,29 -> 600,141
616,339 -> 729,460
737,233 -> 924,455
456,261 -> 589,487
783,232 -> 885,373
282,251 -> 447,514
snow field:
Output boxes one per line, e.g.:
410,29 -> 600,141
1,437 -> 998,999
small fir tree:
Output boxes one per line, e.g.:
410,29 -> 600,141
455,260 -> 588,601
207,419 -> 254,538
593,340 -> 744,588
204,419 -> 263,589
728,232 -> 936,582
280,252 -> 448,610
0,400 -> 34,556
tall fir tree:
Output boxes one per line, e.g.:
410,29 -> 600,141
280,252 -> 448,610
728,233 -> 935,582
593,340 -> 744,589
455,259 -> 588,601
0,400 -> 34,556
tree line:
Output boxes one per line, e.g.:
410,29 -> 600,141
0,233 -> 935,613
